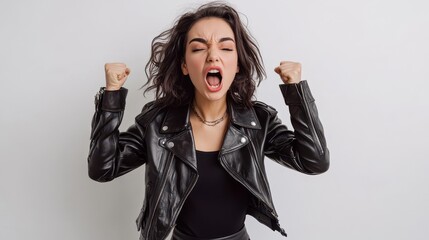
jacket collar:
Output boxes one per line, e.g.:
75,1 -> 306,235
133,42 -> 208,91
160,99 -> 261,134
228,100 -> 262,130
158,99 -> 261,171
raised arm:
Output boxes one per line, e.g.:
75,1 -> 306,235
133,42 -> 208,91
264,61 -> 329,174
87,63 -> 146,182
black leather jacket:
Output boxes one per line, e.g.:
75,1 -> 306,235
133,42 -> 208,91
88,80 -> 329,240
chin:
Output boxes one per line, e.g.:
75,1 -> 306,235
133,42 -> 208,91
202,90 -> 228,102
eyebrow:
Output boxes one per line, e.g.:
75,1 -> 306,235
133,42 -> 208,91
188,37 -> 235,45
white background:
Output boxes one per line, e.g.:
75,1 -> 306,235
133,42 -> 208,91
1,0 -> 428,239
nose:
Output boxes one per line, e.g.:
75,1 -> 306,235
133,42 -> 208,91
206,47 -> 220,62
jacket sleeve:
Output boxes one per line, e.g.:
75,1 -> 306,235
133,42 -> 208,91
87,88 -> 146,182
264,80 -> 329,174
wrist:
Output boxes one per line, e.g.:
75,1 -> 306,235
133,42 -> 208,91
105,86 -> 121,91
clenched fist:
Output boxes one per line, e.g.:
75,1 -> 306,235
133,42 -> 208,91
105,63 -> 131,91
274,61 -> 301,84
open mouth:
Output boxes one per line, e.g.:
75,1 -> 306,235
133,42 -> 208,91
206,69 -> 223,89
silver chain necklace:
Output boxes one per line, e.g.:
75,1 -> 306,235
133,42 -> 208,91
191,103 -> 227,127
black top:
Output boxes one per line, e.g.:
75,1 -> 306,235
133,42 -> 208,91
175,150 -> 250,238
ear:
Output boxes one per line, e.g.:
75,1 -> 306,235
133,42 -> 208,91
181,62 -> 189,75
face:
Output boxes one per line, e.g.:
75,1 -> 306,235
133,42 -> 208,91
182,17 -> 239,103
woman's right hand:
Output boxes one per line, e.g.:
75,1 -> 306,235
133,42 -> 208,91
104,63 -> 131,91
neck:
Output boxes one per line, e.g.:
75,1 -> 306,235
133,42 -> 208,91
193,94 -> 227,121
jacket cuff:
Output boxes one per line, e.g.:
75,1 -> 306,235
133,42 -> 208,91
101,87 -> 128,112
279,80 -> 315,105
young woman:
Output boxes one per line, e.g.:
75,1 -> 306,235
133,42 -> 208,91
88,2 -> 329,240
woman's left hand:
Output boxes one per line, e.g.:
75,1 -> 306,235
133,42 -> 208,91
274,61 -> 302,84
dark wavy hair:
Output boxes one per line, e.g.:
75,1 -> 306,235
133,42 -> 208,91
144,1 -> 265,108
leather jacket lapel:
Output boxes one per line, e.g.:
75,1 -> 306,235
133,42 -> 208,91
159,104 -> 197,171
221,100 -> 261,154
221,125 -> 249,154
163,130 -> 197,171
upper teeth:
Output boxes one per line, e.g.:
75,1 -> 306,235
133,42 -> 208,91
208,69 -> 220,73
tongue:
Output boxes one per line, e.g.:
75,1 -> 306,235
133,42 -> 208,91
207,76 -> 220,86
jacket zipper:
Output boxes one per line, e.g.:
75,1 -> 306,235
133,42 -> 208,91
166,174 -> 199,235
220,156 -> 288,237
296,84 -> 324,156
248,139 -> 277,217
144,153 -> 174,239
219,156 -> 276,217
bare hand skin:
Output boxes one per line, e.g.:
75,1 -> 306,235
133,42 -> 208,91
274,61 -> 301,84
104,63 -> 131,91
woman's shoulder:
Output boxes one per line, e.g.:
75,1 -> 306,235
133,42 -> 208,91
252,100 -> 278,117
135,99 -> 168,127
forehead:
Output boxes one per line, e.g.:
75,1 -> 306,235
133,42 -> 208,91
187,17 -> 235,41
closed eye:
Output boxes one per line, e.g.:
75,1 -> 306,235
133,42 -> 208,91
192,48 -> 206,52
222,48 -> 233,51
